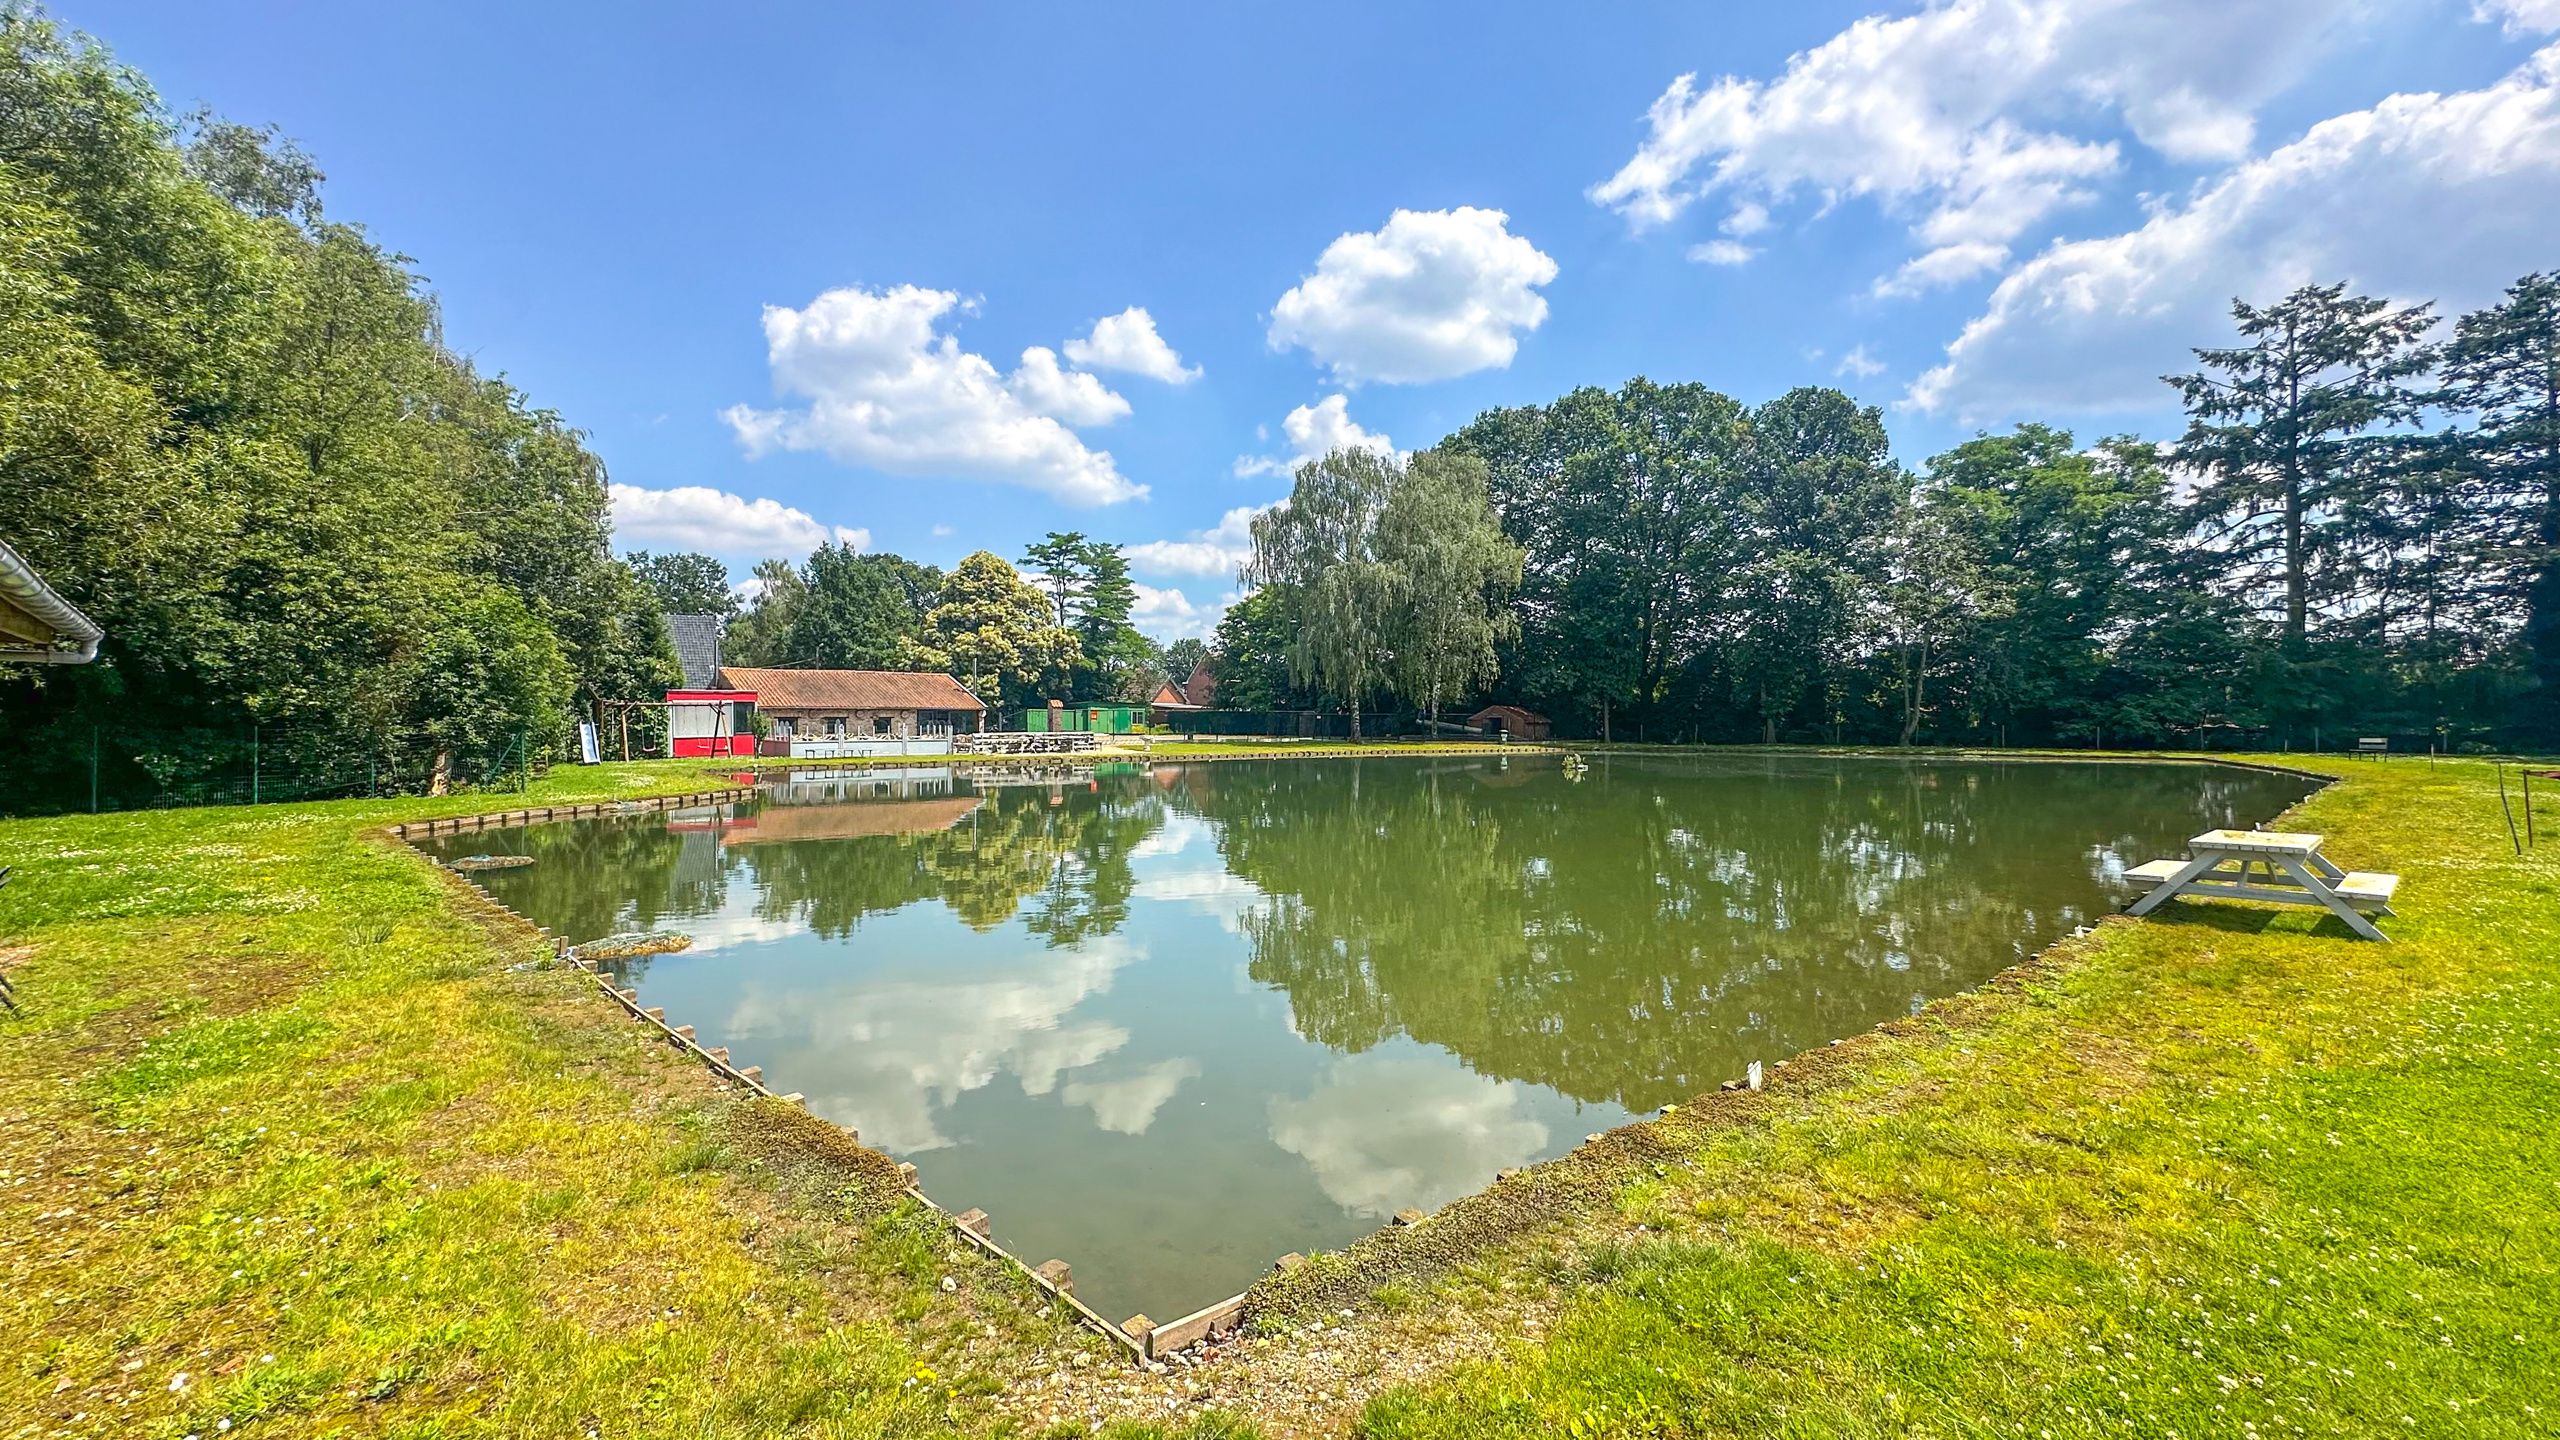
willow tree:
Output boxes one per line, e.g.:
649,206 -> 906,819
1378,450 -> 1522,728
1249,448 -> 1404,738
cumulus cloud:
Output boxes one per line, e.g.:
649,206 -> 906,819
1267,1053 -> 1551,1218
1130,582 -> 1229,642
725,939 -> 1140,1153
2478,0 -> 2560,36
1909,45 -> 2560,422
1127,506 -> 1268,579
1063,306 -> 1201,384
1062,1058 -> 1201,1135
1592,0 -> 2363,292
609,482 -> 866,556
1007,345 -> 1131,426
1267,207 -> 1558,384
722,284 -> 1145,506
1232,394 -> 1399,479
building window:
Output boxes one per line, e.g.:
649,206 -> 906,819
825,716 -> 846,736
873,715 -> 893,734
773,717 -> 795,739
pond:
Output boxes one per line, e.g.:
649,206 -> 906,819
423,753 -> 2314,1324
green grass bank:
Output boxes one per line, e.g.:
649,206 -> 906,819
2,752 -> 2552,1439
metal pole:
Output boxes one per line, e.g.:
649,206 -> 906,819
251,724 -> 261,805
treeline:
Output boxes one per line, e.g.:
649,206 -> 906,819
635,535 -> 1167,710
1217,281 -> 2559,749
0,10 -> 677,808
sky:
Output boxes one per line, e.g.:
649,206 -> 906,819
69,0 -> 2560,639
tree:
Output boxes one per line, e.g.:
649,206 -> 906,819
782,543 -> 938,669
1377,450 -> 1522,727
2439,272 -> 2560,739
723,558 -> 806,666
1207,589 -> 1304,711
1918,427 -> 2178,744
1020,532 -> 1092,629
1163,638 -> 1209,688
626,551 -> 740,619
901,551 -> 1079,707
1725,388 -> 1902,743
1448,379 -> 1747,737
2168,283 -> 2434,730
1248,449 -> 1405,738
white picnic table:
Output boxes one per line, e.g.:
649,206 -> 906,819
2123,829 -> 2399,942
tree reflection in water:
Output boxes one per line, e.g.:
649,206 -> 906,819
420,754 -> 2312,1321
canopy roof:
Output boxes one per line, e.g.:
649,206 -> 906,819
0,539 -> 102,665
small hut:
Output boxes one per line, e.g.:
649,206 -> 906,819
1466,704 -> 1551,741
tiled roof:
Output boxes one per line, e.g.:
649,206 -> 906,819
715,666 -> 985,712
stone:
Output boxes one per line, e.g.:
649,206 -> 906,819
896,1162 -> 918,1185
954,1208 -> 992,1238
1391,1208 -> 1426,1226
739,1065 -> 762,1085
1273,1252 -> 1306,1271
1034,1259 -> 1073,1293
1123,1315 -> 1155,1342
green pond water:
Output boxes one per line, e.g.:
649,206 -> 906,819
425,753 -> 2312,1323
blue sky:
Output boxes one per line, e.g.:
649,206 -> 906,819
71,0 -> 2560,638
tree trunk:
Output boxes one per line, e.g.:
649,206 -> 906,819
1349,696 -> 1362,741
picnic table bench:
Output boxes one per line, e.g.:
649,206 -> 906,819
2123,829 -> 2399,942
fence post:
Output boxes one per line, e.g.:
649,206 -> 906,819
90,726 -> 100,813
517,729 -> 528,793
251,724 -> 261,806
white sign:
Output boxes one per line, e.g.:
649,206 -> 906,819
577,721 -> 601,765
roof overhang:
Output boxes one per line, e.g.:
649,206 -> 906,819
0,539 -> 103,665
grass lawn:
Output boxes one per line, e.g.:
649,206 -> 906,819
3,752 -> 2553,1439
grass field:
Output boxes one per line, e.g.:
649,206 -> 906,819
3,751 -> 2552,1439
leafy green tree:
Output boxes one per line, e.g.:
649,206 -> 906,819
2169,283 -> 2434,731
1162,637 -> 1209,689
1725,388 -> 1903,743
901,551 -> 1078,707
1377,450 -> 1522,726
1249,449 -> 1406,738
2439,272 -> 2560,738
781,543 -> 938,669
626,551 -> 740,618
1207,588 -> 1304,710
1020,531 -> 1092,629
723,558 -> 806,666
1448,380 -> 1746,736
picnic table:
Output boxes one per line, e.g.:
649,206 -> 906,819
2123,829 -> 2399,942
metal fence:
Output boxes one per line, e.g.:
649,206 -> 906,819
0,720 -> 553,818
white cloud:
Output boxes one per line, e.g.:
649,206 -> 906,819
1062,1058 -> 1200,1135
1721,200 -> 1772,236
1063,306 -> 1201,384
722,284 -> 1145,506
1233,394 -> 1399,479
1686,239 -> 1757,266
1127,506 -> 1268,579
1835,344 -> 1886,379
1592,1 -> 2363,291
2479,0 -> 2560,36
1267,207 -> 1559,384
609,482 -> 865,557
930,523 -> 954,537
1910,45 -> 2560,422
1267,1053 -> 1551,1218
1130,582 -> 1239,642
725,939 -> 1140,1153
1007,344 -> 1131,426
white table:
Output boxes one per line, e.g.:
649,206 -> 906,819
2123,829 -> 2399,942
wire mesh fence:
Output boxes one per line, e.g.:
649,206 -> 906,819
0,718 -> 555,818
